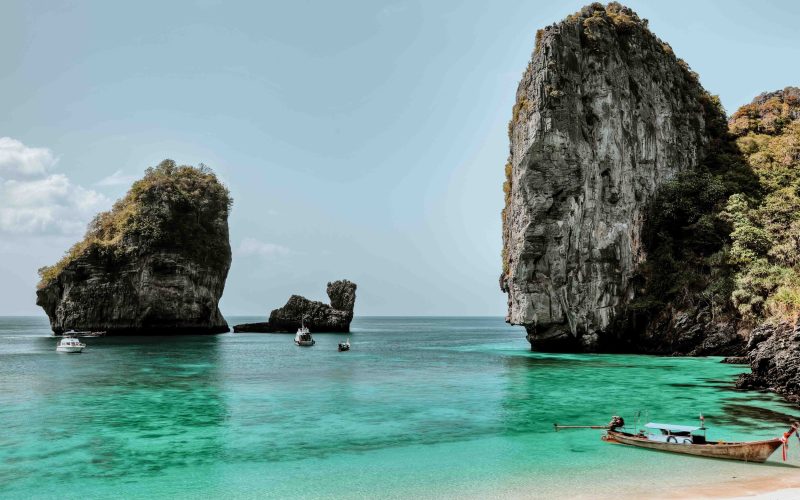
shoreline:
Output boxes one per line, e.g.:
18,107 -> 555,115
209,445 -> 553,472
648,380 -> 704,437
675,473 -> 800,499
458,466 -> 800,500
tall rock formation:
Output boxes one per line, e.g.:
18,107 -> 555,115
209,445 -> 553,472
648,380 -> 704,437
500,3 -> 727,351
36,160 -> 232,335
233,280 -> 357,333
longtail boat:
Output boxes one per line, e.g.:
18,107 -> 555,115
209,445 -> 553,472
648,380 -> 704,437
555,416 -> 800,463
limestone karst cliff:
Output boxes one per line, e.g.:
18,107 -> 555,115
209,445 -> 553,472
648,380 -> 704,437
500,3 -> 750,352
233,280 -> 357,333
36,160 -> 232,335
499,3 -> 800,404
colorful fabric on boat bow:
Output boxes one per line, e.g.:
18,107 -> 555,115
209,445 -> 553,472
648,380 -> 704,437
780,434 -> 788,461
781,422 -> 800,461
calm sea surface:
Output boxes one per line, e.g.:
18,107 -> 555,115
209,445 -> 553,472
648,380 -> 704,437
1,316 -> 799,499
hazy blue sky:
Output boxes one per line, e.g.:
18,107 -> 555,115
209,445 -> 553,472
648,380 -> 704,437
1,0 -> 798,316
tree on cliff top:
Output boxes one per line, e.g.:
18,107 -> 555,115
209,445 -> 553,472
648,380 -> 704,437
38,160 -> 232,287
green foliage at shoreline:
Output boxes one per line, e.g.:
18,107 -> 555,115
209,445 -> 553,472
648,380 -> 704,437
38,160 -> 232,288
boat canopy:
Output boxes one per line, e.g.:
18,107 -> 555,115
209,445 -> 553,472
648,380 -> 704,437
645,422 -> 701,433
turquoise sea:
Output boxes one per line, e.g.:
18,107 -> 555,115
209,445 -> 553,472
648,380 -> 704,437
1,316 -> 799,499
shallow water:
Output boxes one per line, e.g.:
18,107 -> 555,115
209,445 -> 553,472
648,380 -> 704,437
1,316 -> 798,499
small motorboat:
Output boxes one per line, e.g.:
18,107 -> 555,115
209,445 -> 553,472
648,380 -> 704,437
294,323 -> 315,347
555,415 -> 800,463
56,336 -> 86,353
338,338 -> 350,352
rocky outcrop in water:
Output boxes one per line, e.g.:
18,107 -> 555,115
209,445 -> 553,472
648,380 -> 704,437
36,160 -> 232,335
233,280 -> 356,333
736,321 -> 800,404
500,3 -> 734,352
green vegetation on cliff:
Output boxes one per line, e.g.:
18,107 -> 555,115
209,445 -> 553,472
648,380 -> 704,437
725,88 -> 800,321
636,88 -> 800,326
635,94 -> 757,317
38,160 -> 232,287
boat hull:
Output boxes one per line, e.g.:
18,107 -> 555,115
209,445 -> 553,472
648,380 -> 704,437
605,430 -> 782,463
295,340 -> 315,346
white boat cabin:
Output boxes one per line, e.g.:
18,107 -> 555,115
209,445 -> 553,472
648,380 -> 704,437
644,422 -> 705,444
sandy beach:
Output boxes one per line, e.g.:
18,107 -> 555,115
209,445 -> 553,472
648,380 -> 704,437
629,465 -> 800,500
679,475 -> 800,500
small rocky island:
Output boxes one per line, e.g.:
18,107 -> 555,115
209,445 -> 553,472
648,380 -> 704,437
36,160 -> 232,335
234,280 -> 356,333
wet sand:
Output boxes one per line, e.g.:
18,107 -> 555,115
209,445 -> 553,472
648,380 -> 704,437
677,474 -> 800,499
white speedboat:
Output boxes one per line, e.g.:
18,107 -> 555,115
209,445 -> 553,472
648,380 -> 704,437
56,336 -> 86,353
294,323 -> 315,346
338,338 -> 350,351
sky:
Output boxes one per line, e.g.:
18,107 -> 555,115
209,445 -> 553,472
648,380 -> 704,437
1,0 -> 798,317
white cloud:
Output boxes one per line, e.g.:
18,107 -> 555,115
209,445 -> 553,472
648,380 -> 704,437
0,137 -> 57,178
95,169 -> 137,187
0,137 -> 109,235
238,237 -> 290,258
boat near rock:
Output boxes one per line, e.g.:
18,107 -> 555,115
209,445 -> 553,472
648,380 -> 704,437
233,280 -> 356,333
556,416 -> 800,463
56,336 -> 86,353
294,323 -> 315,347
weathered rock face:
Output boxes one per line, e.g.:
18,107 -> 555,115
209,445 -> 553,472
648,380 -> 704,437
637,305 -> 745,357
36,160 -> 232,335
500,3 -> 720,351
233,280 -> 357,333
736,321 -> 800,404
327,280 -> 356,312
